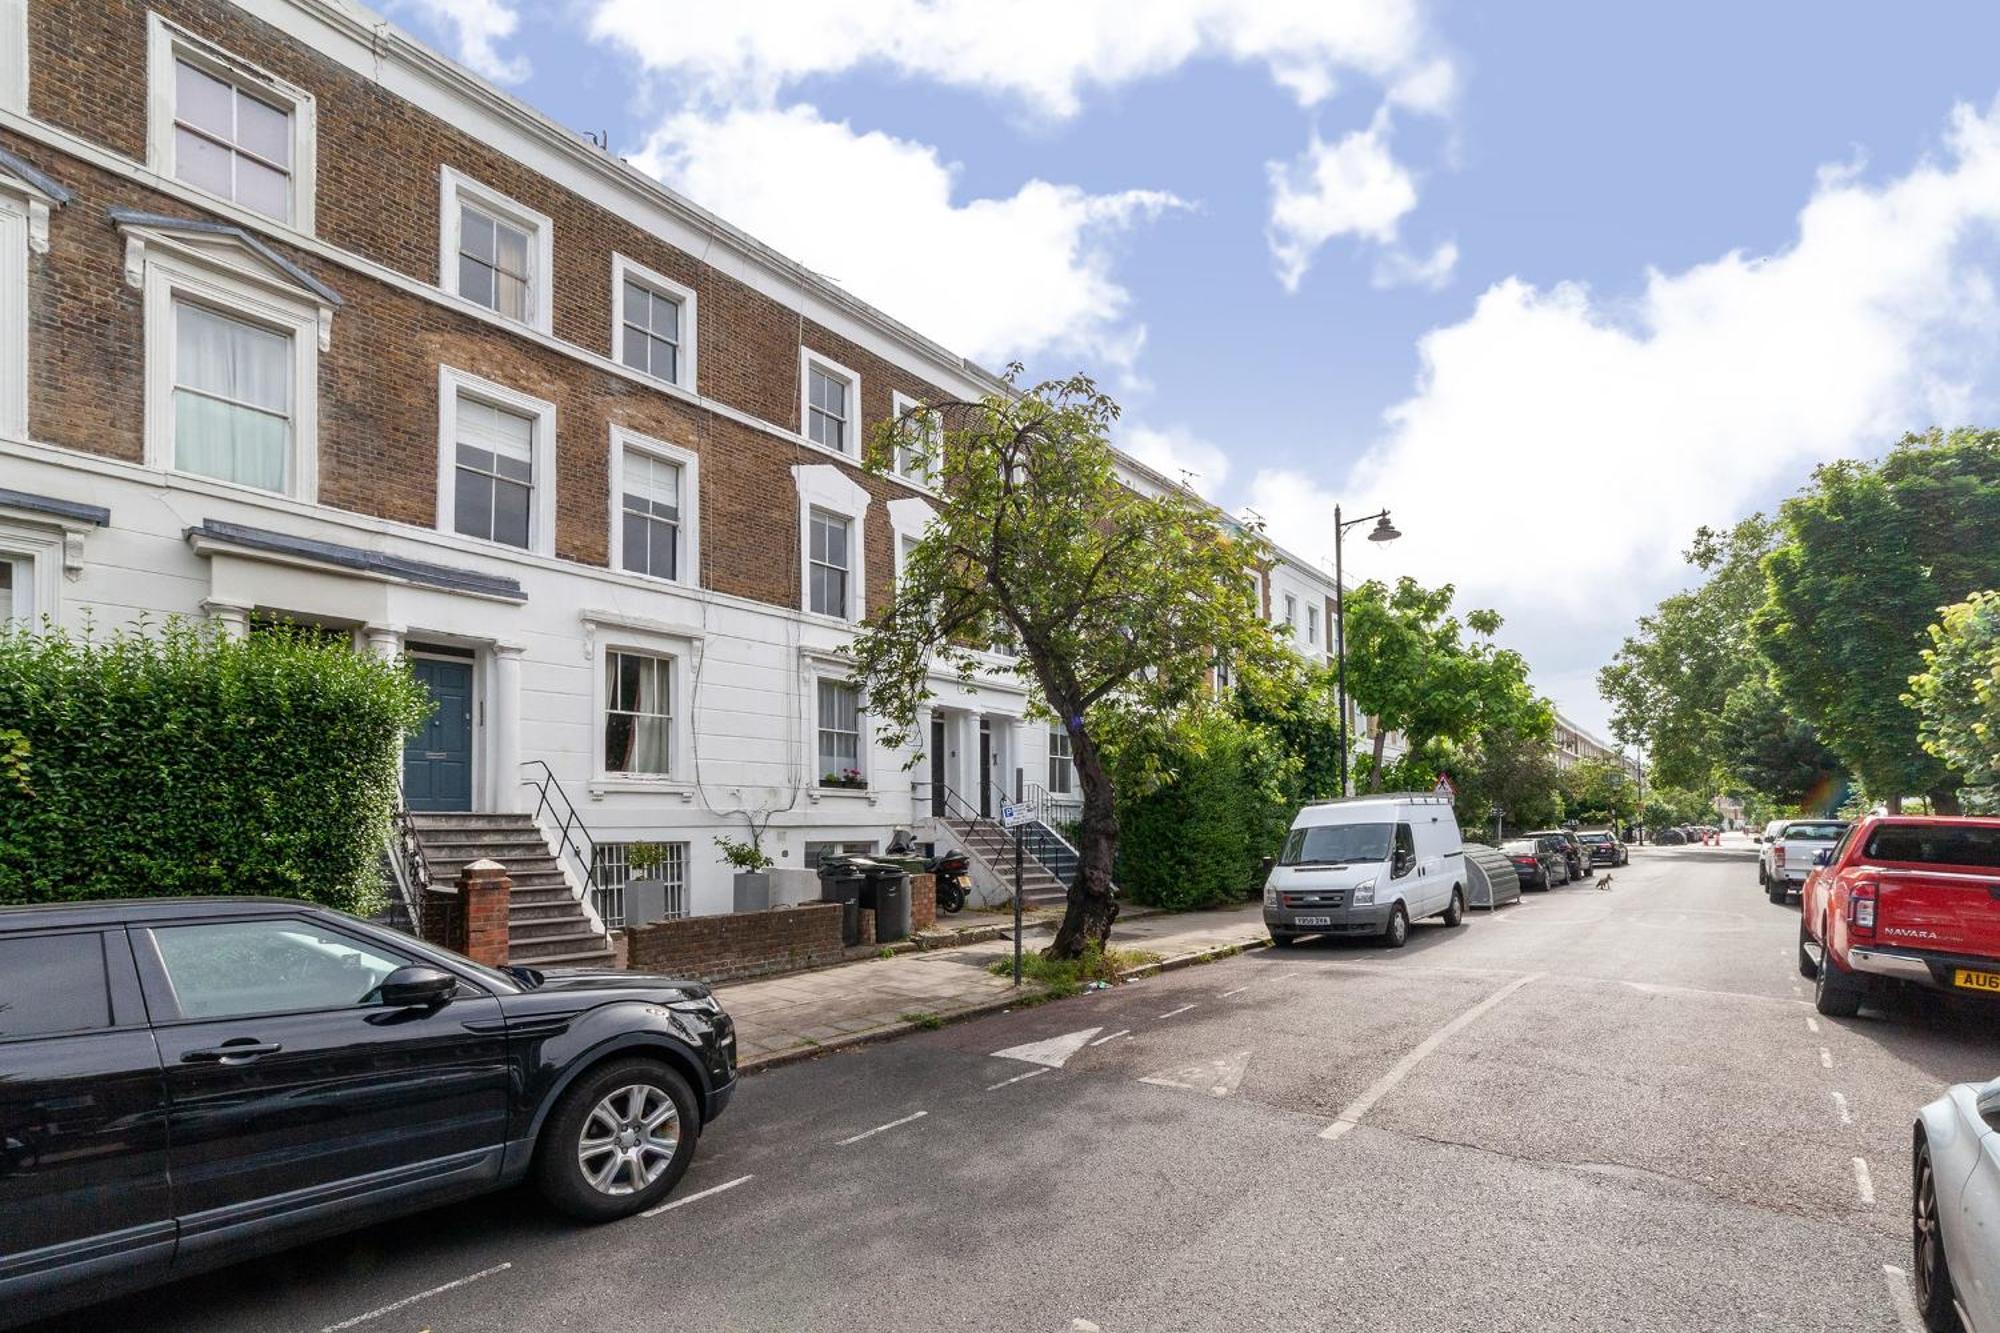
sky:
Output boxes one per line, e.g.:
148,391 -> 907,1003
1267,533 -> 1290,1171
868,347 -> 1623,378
390,0 -> 2000,739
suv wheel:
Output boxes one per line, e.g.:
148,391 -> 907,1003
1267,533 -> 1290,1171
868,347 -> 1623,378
1813,931 -> 1865,1019
1767,876 -> 1787,905
1442,887 -> 1465,927
1382,903 -> 1410,949
1914,1136 -> 1965,1332
1758,862 -> 1769,887
536,1058 -> 700,1221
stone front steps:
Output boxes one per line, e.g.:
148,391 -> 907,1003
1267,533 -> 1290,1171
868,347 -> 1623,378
405,812 -> 614,968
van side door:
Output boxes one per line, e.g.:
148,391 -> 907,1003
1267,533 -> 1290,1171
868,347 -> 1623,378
1390,823 -> 1423,912
0,927 -> 174,1315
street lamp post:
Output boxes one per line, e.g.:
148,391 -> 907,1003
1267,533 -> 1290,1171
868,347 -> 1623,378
1333,504 -> 1400,798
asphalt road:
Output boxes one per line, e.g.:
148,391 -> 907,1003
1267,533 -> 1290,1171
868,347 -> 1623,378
32,844 -> 2000,1332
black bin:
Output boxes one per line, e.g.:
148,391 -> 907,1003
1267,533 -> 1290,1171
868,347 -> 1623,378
816,855 -> 868,946
860,861 -> 912,943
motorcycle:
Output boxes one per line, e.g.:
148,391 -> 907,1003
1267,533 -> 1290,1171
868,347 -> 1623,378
926,849 -> 970,915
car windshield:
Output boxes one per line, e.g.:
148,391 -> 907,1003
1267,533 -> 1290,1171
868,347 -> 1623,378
1862,824 -> 2000,869
1787,823 -> 1846,841
1578,833 -> 1611,844
1501,840 -> 1538,855
1280,822 -> 1393,866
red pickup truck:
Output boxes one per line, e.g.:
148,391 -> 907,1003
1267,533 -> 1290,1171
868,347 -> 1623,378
1798,815 -> 2000,1018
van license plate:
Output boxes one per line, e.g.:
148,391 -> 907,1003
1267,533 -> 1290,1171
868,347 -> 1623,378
1293,916 -> 1332,927
1952,968 -> 2000,994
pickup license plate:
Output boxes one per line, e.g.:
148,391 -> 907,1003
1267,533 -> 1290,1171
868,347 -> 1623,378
1952,968 -> 2000,994
1293,915 -> 1332,927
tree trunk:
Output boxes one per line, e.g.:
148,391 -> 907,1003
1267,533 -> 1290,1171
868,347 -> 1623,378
1928,785 -> 1962,816
1885,794 -> 1903,814
1047,725 -> 1119,959
1366,728 -> 1388,793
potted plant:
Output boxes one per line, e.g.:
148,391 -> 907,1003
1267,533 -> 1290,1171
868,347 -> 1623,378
715,834 -> 776,912
621,841 -> 674,927
820,767 -> 867,790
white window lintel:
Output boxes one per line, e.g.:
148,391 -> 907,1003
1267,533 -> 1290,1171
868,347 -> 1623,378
793,463 -> 870,623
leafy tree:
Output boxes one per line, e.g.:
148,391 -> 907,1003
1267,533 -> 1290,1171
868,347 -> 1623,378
849,371 -> 1282,958
1717,673 -> 1844,812
1906,589 -> 2000,811
1753,429 -> 2000,811
1342,577 -> 1548,791
1561,755 -> 1639,828
1639,785 -> 1714,831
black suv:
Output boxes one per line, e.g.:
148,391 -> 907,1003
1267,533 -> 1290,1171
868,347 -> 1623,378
0,897 -> 736,1326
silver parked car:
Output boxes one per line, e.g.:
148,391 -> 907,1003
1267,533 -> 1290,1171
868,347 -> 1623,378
1914,1077 -> 2000,1331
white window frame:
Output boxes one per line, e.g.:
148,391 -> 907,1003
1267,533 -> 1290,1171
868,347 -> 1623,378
0,0 -> 24,116
436,366 -> 557,557
889,390 -> 940,484
137,237 -> 322,502
608,426 -> 699,587
799,347 -> 861,456
1048,725 -> 1075,796
1282,592 -> 1297,628
600,646 -> 676,779
0,517 -> 61,628
610,253 -> 696,392
438,166 -> 553,335
807,507 -> 852,620
792,464 -> 871,624
145,14 -> 317,233
1307,604 -> 1319,646
809,671 -> 871,791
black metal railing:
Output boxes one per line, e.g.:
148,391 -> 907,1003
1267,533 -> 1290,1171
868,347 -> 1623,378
521,760 -> 607,926
386,773 -> 432,933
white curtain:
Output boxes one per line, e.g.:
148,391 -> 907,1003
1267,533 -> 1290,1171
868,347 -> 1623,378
174,301 -> 290,492
607,652 -> 671,775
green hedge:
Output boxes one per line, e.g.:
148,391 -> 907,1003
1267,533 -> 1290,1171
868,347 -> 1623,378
1111,712 -> 1297,912
0,620 -> 433,913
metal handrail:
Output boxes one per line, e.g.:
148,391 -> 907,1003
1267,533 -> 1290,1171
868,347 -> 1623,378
521,760 -> 603,912
387,772 -> 432,928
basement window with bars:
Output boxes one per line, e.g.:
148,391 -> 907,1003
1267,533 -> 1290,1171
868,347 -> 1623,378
590,841 -> 688,931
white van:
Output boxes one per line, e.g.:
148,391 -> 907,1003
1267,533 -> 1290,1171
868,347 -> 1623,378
1262,793 -> 1468,948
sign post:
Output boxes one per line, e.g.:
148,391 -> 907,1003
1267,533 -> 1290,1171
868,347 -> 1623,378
1000,801 -> 1031,985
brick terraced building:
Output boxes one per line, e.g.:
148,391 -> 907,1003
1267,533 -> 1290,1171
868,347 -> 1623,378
0,0 -> 1340,947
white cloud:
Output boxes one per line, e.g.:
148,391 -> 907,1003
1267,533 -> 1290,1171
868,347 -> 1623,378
1248,99 -> 2000,710
632,105 -> 1185,369
1121,423 -> 1233,495
396,0 -> 529,83
1373,239 -> 1459,290
1266,110 -> 1421,291
587,0 -> 1446,122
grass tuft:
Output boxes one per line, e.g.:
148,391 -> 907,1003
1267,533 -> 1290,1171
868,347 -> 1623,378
986,943 -> 1164,997
898,1010 -> 945,1030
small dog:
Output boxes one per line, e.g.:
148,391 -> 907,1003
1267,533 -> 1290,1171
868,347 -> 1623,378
1595,873 -> 1613,891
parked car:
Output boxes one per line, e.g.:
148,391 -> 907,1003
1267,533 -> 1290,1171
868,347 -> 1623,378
1523,828 -> 1588,882
1655,826 -> 1689,845
0,897 -> 738,1326
1913,1076 -> 1999,1332
1264,793 -> 1468,948
1765,818 -> 1849,903
1576,829 -> 1628,867
1798,815 -> 2000,1018
1503,838 -> 1564,890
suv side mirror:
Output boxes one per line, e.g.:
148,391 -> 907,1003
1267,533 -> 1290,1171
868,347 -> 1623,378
379,965 -> 457,1008
1813,848 -> 1833,868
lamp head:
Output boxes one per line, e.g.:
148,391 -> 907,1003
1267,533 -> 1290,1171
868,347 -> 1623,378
1367,513 -> 1401,543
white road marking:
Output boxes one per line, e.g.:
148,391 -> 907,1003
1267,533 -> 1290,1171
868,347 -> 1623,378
1219,985 -> 1249,997
1140,1050 -> 1251,1098
1831,1091 -> 1853,1125
1805,1016 -> 1820,1033
1820,1047 -> 1834,1069
1853,1156 -> 1876,1206
839,1110 -> 928,1145
1318,973 -> 1544,1141
319,1263 -> 512,1332
986,1068 -> 1050,1091
1089,1029 -> 1131,1046
1158,1004 -> 1196,1019
641,1173 -> 755,1218
1881,1264 -> 1926,1333
991,1027 -> 1102,1068
1072,1322 -> 1103,1332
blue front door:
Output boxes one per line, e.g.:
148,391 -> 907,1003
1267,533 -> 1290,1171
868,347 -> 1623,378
404,658 -> 473,812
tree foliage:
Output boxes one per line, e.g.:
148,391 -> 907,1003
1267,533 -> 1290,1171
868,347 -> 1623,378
848,371 -> 1283,957
1716,673 -> 1844,812
1561,755 -> 1639,828
1342,577 -> 1549,790
0,620 -> 432,912
1753,428 -> 2000,809
1906,589 -> 2000,811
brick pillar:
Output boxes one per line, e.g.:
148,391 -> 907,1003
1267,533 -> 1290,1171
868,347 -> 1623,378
459,858 -> 512,966
909,872 -> 936,932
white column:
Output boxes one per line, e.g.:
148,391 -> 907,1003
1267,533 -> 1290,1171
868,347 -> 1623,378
363,624 -> 404,661
912,704 -> 933,811
201,597 -> 252,640
949,710 -> 979,814
490,643 -> 525,814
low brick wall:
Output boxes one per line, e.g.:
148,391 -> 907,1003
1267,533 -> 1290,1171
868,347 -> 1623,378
626,902 -> 848,984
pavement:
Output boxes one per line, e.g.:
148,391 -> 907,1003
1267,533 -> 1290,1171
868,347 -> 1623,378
30,840 -> 2000,1332
723,902 -> 1277,1068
